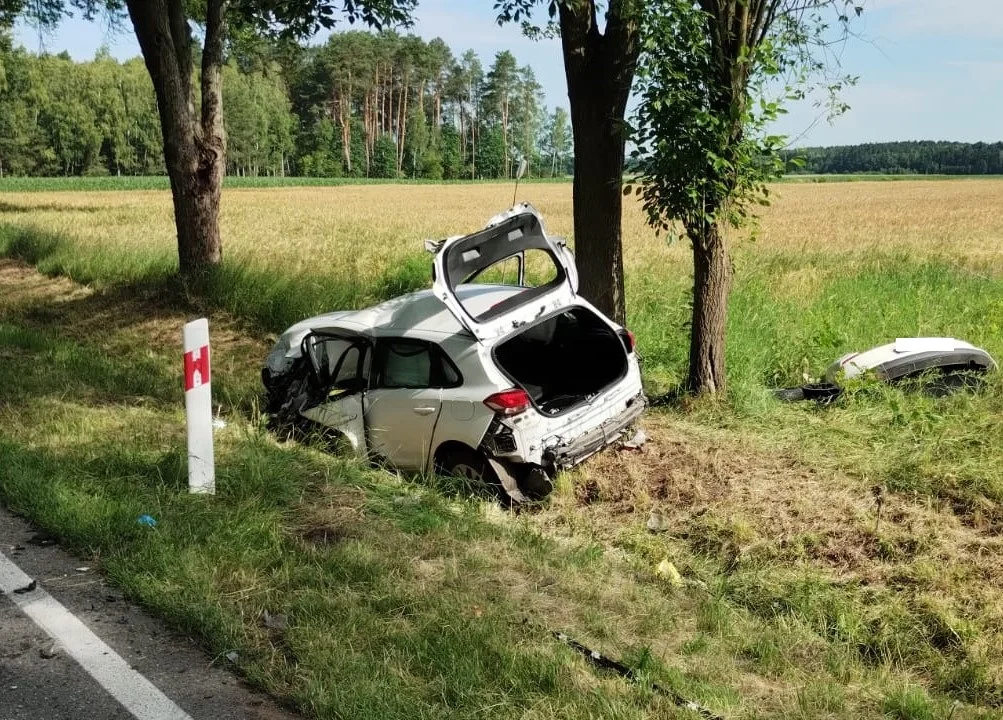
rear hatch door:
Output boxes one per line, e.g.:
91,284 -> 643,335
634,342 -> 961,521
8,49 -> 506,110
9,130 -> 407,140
430,204 -> 578,342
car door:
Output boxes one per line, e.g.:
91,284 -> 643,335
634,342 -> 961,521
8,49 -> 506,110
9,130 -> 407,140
365,337 -> 462,471
297,332 -> 370,455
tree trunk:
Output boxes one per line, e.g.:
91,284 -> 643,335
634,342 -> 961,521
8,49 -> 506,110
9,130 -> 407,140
125,0 -> 225,278
566,103 -> 627,325
558,0 -> 639,326
687,222 -> 732,395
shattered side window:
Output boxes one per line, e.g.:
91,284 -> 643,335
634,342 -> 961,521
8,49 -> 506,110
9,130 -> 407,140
307,337 -> 351,379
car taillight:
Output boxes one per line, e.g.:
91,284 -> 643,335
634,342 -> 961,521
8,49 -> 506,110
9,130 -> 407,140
620,329 -> 636,353
484,389 -> 532,416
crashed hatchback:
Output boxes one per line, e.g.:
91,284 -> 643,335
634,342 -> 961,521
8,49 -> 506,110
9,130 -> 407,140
262,204 -> 646,501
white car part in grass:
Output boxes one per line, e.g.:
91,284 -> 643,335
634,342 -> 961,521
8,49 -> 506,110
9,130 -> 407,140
825,337 -> 996,383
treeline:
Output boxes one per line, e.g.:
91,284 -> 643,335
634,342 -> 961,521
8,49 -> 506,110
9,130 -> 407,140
0,31 -> 573,179
786,141 -> 1003,175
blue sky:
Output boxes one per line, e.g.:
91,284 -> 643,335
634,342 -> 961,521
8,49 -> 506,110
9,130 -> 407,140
13,0 -> 1003,146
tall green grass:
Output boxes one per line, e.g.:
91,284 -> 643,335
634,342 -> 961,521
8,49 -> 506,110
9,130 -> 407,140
5,219 -> 1003,514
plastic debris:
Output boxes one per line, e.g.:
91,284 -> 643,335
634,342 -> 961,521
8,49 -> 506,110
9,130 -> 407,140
552,631 -> 724,720
621,428 -> 647,450
75,567 -> 90,573
13,580 -> 37,595
137,515 -> 157,527
212,418 -> 227,430
224,651 -> 239,663
39,643 -> 59,659
656,559 -> 684,587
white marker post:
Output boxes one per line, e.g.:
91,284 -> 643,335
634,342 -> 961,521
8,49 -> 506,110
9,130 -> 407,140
183,318 -> 215,494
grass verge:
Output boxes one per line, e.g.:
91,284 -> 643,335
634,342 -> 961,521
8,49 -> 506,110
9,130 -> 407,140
2,178 -> 1003,717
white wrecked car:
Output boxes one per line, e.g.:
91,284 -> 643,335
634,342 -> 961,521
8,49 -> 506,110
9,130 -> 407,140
262,203 -> 645,501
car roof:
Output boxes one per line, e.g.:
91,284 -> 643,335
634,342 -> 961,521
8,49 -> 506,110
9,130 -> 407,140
301,285 -> 523,339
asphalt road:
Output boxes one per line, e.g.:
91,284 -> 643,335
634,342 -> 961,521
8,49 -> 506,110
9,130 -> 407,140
0,505 -> 298,720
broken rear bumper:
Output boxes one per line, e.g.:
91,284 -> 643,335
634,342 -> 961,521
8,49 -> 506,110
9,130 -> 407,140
544,392 -> 646,469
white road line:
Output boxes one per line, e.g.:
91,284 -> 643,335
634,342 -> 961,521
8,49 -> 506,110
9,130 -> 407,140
0,550 -> 194,720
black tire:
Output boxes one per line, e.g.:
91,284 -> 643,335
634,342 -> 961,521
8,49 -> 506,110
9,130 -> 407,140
438,448 -> 500,492
802,382 -> 842,404
514,465 -> 554,501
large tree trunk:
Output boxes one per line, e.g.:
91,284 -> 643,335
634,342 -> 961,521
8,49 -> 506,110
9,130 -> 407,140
125,0 -> 226,278
687,222 -> 732,395
567,101 -> 627,325
558,0 -> 639,326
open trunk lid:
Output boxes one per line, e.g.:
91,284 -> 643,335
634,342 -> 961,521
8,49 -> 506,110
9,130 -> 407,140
429,203 -> 578,342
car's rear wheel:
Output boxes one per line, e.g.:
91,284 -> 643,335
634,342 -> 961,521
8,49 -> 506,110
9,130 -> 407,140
438,448 -> 554,504
439,448 -> 496,486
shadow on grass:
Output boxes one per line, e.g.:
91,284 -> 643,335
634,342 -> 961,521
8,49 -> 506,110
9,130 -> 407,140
0,323 -> 178,408
0,222 -> 433,336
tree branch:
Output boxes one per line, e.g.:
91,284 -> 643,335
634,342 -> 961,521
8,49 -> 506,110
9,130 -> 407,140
200,0 -> 226,138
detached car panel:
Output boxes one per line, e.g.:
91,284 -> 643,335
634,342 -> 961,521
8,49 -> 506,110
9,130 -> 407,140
263,204 -> 646,501
826,337 -> 996,383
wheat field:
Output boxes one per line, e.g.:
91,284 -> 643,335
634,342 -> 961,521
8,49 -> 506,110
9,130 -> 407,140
4,178 -> 1002,275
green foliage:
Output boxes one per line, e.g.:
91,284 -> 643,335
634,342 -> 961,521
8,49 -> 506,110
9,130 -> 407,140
0,46 -> 163,177
0,29 -> 571,181
539,106 -> 571,177
439,123 -> 461,179
371,134 -> 398,178
787,140 -> 1003,176
222,62 -> 296,176
476,125 -> 505,179
631,0 -> 859,238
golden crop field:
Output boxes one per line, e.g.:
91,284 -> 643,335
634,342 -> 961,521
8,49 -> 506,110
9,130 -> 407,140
4,178 -> 1003,282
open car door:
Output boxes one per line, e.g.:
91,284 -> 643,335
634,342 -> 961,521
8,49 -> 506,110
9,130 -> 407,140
429,203 -> 578,342
297,331 -> 370,455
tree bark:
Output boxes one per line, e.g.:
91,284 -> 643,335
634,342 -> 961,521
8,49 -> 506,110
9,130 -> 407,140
687,222 -> 732,395
558,0 -> 639,326
125,0 -> 226,278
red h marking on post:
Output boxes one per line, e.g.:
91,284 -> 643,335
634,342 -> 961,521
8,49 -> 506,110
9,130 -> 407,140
184,345 -> 210,392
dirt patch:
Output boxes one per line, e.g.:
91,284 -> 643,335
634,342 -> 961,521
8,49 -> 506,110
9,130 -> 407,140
570,415 -> 1003,589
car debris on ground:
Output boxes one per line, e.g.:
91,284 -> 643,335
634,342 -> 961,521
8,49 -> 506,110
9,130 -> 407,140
775,337 -> 996,403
